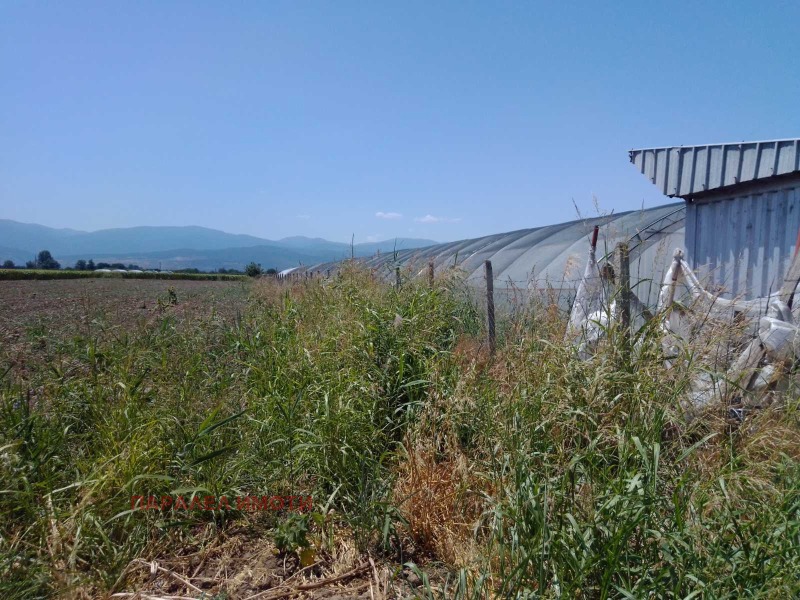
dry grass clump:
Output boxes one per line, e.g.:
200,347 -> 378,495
394,443 -> 487,566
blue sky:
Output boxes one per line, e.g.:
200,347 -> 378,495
2,1 -> 799,243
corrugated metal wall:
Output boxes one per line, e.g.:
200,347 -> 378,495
686,180 -> 800,299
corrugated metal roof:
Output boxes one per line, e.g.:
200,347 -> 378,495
630,139 -> 800,198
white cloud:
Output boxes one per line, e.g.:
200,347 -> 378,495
414,214 -> 461,224
375,211 -> 403,220
296,214 -> 311,220
365,234 -> 382,243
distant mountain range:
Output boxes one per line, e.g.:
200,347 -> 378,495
0,219 -> 437,271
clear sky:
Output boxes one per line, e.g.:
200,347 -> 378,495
2,1 -> 799,243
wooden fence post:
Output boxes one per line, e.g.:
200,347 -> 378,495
428,261 -> 435,288
395,266 -> 401,289
617,242 -> 631,344
485,260 -> 496,356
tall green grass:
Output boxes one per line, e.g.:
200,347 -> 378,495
1,265 -> 798,598
399,303 -> 800,599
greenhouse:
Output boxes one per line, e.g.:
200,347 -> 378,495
304,203 -> 686,309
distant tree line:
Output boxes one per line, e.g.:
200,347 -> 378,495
243,262 -> 278,277
20,250 -> 62,270
2,251 -> 67,270
0,250 -> 280,275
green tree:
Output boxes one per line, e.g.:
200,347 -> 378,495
74,259 -> 88,270
87,259 -> 95,270
2,259 -> 14,269
35,250 -> 60,270
265,268 -> 278,275
245,262 -> 263,277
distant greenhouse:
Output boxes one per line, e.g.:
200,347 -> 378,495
301,203 -> 687,309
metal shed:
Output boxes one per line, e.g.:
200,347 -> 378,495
631,139 -> 800,299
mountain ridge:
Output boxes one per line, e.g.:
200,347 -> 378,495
0,219 -> 437,270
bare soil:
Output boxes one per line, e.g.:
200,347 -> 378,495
0,278 -> 249,380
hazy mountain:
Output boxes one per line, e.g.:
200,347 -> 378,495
275,236 -> 357,256
0,245 -> 33,265
59,245 -> 329,272
58,239 -> 439,271
0,220 -> 271,255
355,239 -> 432,255
0,220 -> 83,256
278,236 -> 339,247
275,236 -> 436,257
0,219 -> 437,271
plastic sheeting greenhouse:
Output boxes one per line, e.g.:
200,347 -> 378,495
297,203 -> 687,309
